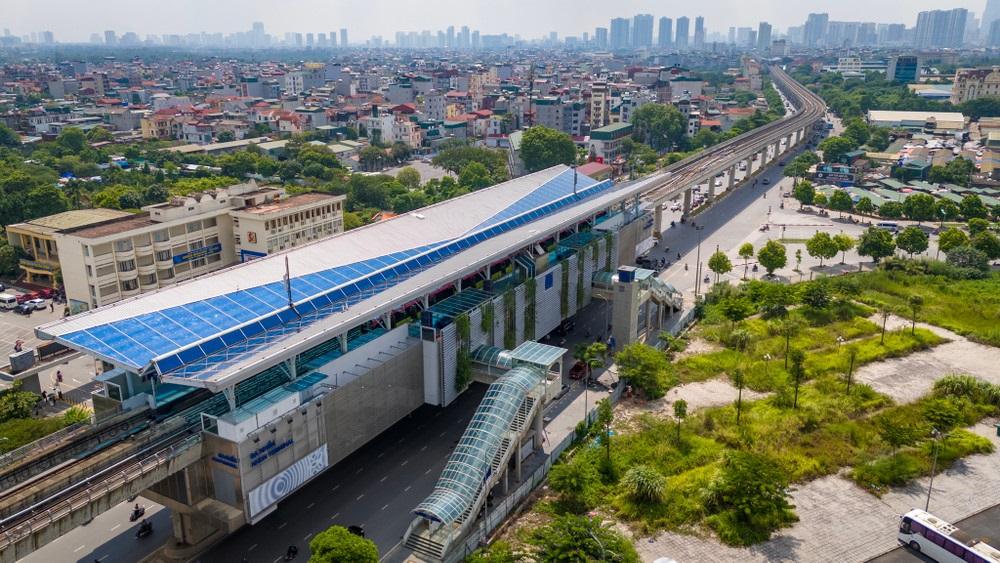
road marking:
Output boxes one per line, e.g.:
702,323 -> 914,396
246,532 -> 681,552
438,431 -> 446,437
278,522 -> 288,529
249,543 -> 258,552
404,485 -> 411,492
109,523 -> 120,532
381,504 -> 389,511
377,451 -> 385,458
425,468 -> 432,474
303,532 -> 313,541
400,459 -> 408,466
74,545 -> 86,553
380,475 -> 388,482
96,557 -> 108,562
331,484 -> 340,492
306,502 -> 315,509
420,445 -> 427,452
273,557 -> 283,563
397,437 -> 405,444
355,467 -> 364,474
356,493 -> 365,501
332,512 -> 340,520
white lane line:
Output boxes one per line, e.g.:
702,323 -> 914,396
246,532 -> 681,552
306,502 -> 315,509
278,522 -> 288,529
96,557 -> 108,562
274,557 -> 283,563
381,504 -> 389,511
425,468 -> 432,474
438,431 -> 446,437
400,459 -> 408,467
109,523 -> 120,532
303,532 -> 313,541
74,545 -> 86,553
380,476 -> 388,483
355,467 -> 364,474
377,451 -> 385,458
331,512 -> 341,520
404,485 -> 411,492
420,445 -> 427,452
249,543 -> 258,552
356,493 -> 364,501
331,484 -> 340,492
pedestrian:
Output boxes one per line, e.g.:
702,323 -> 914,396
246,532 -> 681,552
41,390 -> 47,401
57,389 -> 63,402
49,302 -> 54,313
56,370 -> 63,384
14,339 -> 22,353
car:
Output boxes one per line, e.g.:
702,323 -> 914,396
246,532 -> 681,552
25,298 -> 46,310
778,161 -> 786,166
761,178 -> 771,185
670,203 -> 681,211
13,303 -> 33,315
569,361 -> 587,380
37,288 -> 56,299
16,292 -> 40,304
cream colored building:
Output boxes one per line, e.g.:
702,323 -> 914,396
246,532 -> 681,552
231,192 -> 345,261
6,209 -> 132,287
54,181 -> 344,313
951,67 -> 1000,105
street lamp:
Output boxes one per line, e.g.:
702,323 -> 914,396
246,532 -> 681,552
925,428 -> 941,512
693,225 -> 706,297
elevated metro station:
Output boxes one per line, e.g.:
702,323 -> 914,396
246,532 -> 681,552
12,164 -> 683,560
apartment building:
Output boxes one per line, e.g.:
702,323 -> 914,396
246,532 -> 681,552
951,67 -> 1000,104
52,181 -> 344,313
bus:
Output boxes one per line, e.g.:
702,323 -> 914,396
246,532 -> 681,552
898,509 -> 1000,563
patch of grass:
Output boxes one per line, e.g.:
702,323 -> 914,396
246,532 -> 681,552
850,429 -> 995,494
0,416 -> 75,454
855,270 -> 1000,347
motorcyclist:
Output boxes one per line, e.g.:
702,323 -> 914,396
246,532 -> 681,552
286,545 -> 299,560
684,263 -> 688,271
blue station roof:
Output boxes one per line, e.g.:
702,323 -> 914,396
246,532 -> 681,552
37,166 -> 616,389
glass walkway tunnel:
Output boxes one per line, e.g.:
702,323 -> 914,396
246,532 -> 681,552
403,341 -> 564,561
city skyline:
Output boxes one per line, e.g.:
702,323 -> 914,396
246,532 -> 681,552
3,0 -> 988,43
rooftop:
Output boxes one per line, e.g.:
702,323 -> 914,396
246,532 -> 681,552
9,209 -> 133,236
63,215 -> 159,239
234,192 -> 344,216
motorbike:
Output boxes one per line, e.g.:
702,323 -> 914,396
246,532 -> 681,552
759,224 -> 770,231
752,264 -> 759,272
135,520 -> 153,539
684,263 -> 689,271
703,275 -> 711,284
130,505 -> 145,522
670,221 -> 676,228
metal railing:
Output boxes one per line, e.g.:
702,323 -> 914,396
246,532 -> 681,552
0,432 -> 200,552
0,423 -> 87,471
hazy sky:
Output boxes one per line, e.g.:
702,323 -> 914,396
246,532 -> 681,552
2,0 -> 989,42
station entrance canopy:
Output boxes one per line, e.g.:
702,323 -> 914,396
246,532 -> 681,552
36,166 -> 629,391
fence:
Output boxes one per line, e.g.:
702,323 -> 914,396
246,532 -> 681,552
0,422 -> 86,471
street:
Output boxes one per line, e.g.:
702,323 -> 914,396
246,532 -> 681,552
868,504 -> 1000,563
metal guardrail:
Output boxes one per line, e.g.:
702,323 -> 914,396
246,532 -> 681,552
0,423 -> 87,471
0,432 -> 201,552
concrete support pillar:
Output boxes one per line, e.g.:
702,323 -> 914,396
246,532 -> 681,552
682,188 -> 692,215
708,179 -> 716,201
653,203 -> 664,239
382,312 -> 391,330
534,405 -> 544,449
515,442 -> 522,481
503,467 -> 509,494
222,387 -> 236,410
757,149 -> 766,170
728,164 -> 737,189
421,295 -> 429,309
339,332 -> 348,353
454,280 -> 461,293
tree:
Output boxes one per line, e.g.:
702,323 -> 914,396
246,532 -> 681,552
707,250 -> 732,283
788,348 -> 805,409
867,127 -> 891,151
734,368 -> 746,425
938,227 -> 969,257
548,459 -> 600,509
878,201 -> 904,219
218,151 -> 260,178
719,297 -> 754,329
908,295 -> 924,335
576,342 -> 608,385
801,280 -> 832,309
972,231 -> 1000,262
967,217 -> 990,237
621,464 -> 667,504
842,118 -> 870,147
960,194 -> 989,220
832,233 -> 855,264
877,412 -> 921,460
805,231 -> 838,267
520,126 -> 576,172
705,450 -> 795,545
432,145 -> 508,181
902,193 -> 936,223
756,240 -> 787,276
819,136 -> 855,163
458,162 -> 493,190
309,525 -> 378,563
630,103 -> 686,151
530,514 -> 640,563
87,126 -> 114,143
828,190 -> 854,215
673,399 -> 687,443
595,398 -> 613,464
878,304 -> 892,345
855,196 -> 876,216
396,166 -> 421,190
24,184 -> 69,219
0,123 -> 20,147
0,382 -> 38,423
277,160 -> 303,180
792,180 -> 815,208
55,127 -> 87,154
358,146 -> 387,171
215,130 -> 235,143
946,245 -> 989,273
616,342 -> 670,399
895,226 -> 929,257
813,193 -> 828,209
857,227 -> 896,263
934,199 -> 960,224
738,243 -> 754,279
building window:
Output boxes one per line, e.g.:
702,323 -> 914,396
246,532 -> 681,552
152,229 -> 169,243
114,240 -> 133,253
140,273 -> 157,286
118,259 -> 136,272
120,279 -> 138,291
156,250 -> 171,262
204,217 -> 217,228
86,265 -> 93,277
186,221 -> 202,234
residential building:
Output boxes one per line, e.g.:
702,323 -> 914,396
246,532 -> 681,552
658,17 -> 673,49
632,14 -> 654,49
693,16 -> 705,50
675,17 -> 690,49
757,22 -> 772,51
610,18 -> 630,50
951,67 -> 1000,104
804,13 -> 829,46
914,8 -> 968,48
588,122 -> 633,163
866,110 -> 967,133
590,82 -> 610,129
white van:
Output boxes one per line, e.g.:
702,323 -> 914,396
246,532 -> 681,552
0,293 -> 17,310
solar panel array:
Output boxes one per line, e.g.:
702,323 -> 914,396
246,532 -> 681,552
58,169 -> 614,384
